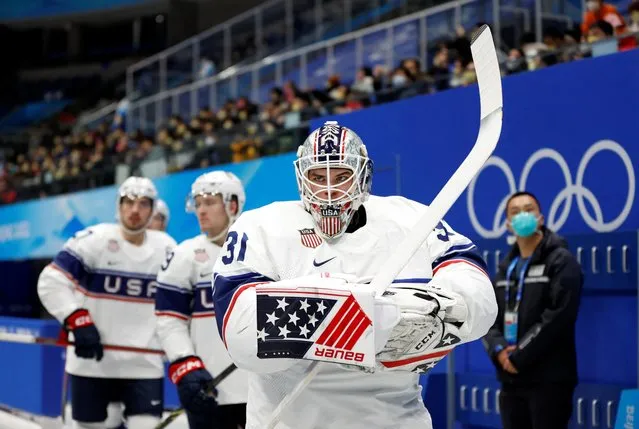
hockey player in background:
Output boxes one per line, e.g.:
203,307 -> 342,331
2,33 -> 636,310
38,177 -> 177,429
212,121 -> 498,429
149,199 -> 171,232
155,171 -> 249,429
105,197 -> 171,428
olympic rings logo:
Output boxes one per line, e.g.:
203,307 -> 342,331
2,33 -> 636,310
467,140 -> 635,238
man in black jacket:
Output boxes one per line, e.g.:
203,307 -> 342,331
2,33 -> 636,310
483,191 -> 583,429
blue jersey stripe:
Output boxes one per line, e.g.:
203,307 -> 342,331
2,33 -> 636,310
157,282 -> 193,295
212,272 -> 274,335
88,273 -> 159,300
432,246 -> 488,273
53,250 -> 90,284
155,285 -> 193,317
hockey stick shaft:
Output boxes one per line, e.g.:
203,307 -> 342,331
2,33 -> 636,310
154,363 -> 238,429
266,24 -> 503,429
211,363 -> 239,386
265,362 -> 320,429
0,331 -> 166,355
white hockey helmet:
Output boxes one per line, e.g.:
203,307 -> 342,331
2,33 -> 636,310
116,176 -> 158,234
294,120 -> 373,240
154,199 -> 170,224
186,170 -> 246,240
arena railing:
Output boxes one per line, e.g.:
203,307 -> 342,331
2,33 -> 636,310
125,0 -> 417,101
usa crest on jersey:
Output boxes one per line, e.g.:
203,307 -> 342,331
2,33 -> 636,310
194,248 -> 210,262
299,228 -> 323,248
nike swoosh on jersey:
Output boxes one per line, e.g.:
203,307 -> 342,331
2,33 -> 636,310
200,272 -> 213,278
313,257 -> 336,267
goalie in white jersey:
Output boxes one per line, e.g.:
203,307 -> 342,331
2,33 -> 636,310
155,171 -> 249,429
37,177 -> 177,429
212,121 -> 498,429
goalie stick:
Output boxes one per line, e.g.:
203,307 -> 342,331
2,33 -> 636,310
153,363 -> 238,429
266,24 -> 504,429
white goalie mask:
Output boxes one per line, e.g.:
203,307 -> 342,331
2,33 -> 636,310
116,176 -> 158,234
294,121 -> 373,240
185,170 -> 246,242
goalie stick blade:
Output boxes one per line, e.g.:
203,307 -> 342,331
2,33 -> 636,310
471,24 -> 503,120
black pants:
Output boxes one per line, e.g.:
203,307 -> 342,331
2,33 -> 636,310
69,374 -> 163,422
499,383 -> 576,429
186,403 -> 246,429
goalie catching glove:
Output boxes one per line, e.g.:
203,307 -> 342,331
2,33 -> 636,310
375,284 -> 468,373
376,283 -> 468,373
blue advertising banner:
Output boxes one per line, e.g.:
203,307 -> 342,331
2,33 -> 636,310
0,0 -> 154,21
312,49 -> 639,241
0,317 -> 65,416
0,153 -> 299,261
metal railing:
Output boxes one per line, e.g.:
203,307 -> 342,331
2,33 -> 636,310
124,0 -> 572,133
75,101 -> 120,131
125,0 -> 418,100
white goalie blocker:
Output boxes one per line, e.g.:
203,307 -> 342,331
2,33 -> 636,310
266,24 -> 504,428
255,275 -> 400,369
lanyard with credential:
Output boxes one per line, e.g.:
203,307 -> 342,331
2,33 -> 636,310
505,256 -> 531,312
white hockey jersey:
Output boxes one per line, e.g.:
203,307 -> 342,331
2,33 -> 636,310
212,196 -> 497,429
38,223 -> 177,379
155,234 -> 248,405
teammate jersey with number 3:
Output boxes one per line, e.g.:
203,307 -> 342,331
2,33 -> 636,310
37,223 -> 177,378
212,196 -> 496,429
155,234 -> 248,405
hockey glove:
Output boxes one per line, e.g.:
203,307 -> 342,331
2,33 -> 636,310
169,356 -> 218,415
64,309 -> 103,361
375,285 -> 467,373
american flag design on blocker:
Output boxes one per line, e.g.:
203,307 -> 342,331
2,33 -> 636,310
256,285 -> 376,368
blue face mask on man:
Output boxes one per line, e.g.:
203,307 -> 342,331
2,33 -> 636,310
509,211 -> 540,237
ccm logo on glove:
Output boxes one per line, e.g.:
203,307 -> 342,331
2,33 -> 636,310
169,356 -> 206,384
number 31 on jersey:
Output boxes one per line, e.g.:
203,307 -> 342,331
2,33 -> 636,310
222,231 -> 248,264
